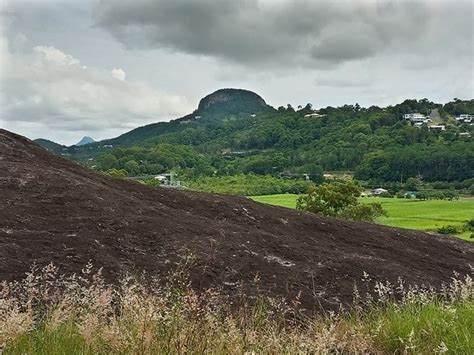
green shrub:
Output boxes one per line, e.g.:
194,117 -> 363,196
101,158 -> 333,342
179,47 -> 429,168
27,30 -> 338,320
103,168 -> 128,178
341,203 -> 388,221
416,192 -> 428,200
437,225 -> 459,235
464,219 -> 474,232
297,180 -> 387,222
442,191 -> 459,201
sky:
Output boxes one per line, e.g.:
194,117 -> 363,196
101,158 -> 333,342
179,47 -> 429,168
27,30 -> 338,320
0,0 -> 473,145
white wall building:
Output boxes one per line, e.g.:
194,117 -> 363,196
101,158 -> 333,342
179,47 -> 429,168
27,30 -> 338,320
456,114 -> 473,123
304,113 -> 325,118
455,114 -> 474,122
403,113 -> 426,122
428,125 -> 446,132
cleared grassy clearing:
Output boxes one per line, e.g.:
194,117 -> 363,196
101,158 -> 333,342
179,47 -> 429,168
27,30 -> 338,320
250,194 -> 474,240
250,194 -> 300,209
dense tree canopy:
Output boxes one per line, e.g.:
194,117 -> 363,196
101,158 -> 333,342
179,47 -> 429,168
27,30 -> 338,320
58,98 -> 473,183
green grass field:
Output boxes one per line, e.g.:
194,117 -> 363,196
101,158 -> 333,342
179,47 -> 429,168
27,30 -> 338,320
250,194 -> 474,241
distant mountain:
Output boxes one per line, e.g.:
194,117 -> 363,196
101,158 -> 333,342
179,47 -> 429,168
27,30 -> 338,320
95,88 -> 274,147
75,136 -> 95,146
34,138 -> 67,154
40,92 -> 473,183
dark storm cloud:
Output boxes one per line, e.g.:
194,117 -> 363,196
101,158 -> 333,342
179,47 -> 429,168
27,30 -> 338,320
96,0 -> 472,68
1,0 -> 472,145
311,33 -> 377,62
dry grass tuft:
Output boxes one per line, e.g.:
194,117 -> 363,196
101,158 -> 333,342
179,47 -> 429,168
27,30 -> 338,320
1,263 -> 473,354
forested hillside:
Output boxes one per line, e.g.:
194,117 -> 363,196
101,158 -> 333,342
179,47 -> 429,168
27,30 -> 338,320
37,90 -> 474,184
33,138 -> 67,155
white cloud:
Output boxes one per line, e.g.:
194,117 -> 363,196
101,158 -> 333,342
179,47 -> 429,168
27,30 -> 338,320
0,24 -> 192,144
33,46 -> 80,66
111,68 -> 126,81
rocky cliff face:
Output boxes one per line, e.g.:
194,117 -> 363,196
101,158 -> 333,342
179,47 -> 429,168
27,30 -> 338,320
197,88 -> 269,115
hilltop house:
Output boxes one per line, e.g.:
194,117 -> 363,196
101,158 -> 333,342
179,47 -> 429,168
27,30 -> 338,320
456,114 -> 473,123
404,113 -> 426,123
429,125 -> 446,132
304,112 -> 326,118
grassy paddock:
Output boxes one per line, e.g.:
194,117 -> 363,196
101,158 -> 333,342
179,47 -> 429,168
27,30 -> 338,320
1,265 -> 473,354
250,195 -> 474,240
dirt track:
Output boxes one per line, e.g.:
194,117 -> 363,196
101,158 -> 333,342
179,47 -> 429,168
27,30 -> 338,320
1,129 -> 473,312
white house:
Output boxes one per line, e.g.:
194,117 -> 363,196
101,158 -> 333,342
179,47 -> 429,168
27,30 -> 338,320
371,188 -> 389,196
455,114 -> 473,122
304,112 -> 326,118
429,125 -> 446,132
404,113 -> 426,122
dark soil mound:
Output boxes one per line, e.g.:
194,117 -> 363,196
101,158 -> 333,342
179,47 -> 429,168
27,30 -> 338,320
1,129 -> 473,312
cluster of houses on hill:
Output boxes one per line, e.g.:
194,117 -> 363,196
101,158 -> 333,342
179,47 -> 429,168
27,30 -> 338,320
403,113 -> 447,131
403,112 -> 446,132
403,112 -> 473,132
455,114 -> 473,123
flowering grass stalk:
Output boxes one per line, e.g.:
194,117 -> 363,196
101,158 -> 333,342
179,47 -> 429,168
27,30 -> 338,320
1,264 -> 473,354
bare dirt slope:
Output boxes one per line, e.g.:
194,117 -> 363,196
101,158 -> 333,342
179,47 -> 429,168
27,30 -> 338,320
1,129 -> 473,312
